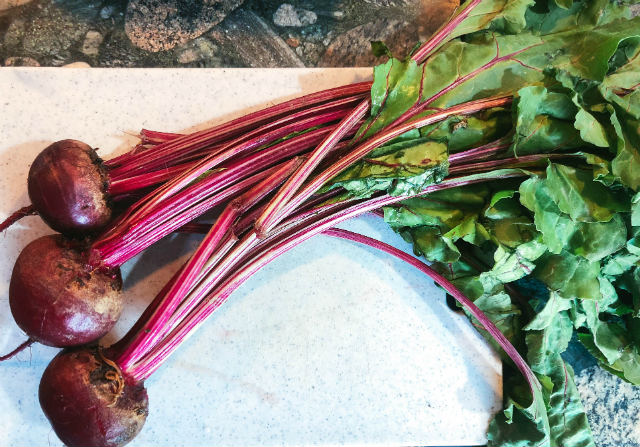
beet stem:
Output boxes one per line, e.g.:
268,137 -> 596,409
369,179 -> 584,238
264,95 -> 513,229
99,108 -> 354,250
115,158 -> 303,372
254,100 -> 370,237
92,124 -> 352,269
411,0 -> 483,63
251,0 -> 484,237
447,137 -> 512,164
126,170 -> 528,381
321,227 -> 540,394
105,83 -> 371,174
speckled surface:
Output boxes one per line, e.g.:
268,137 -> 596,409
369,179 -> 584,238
576,366 -> 640,446
0,68 -> 501,446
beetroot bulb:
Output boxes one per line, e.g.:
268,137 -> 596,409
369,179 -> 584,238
9,234 -> 123,347
27,140 -> 113,235
39,347 -> 148,447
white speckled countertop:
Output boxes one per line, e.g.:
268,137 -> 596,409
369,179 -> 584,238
0,68 -> 502,446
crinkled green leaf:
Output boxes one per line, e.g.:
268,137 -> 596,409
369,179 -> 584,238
512,86 -> 582,155
401,225 -> 460,263
519,173 -> 627,261
600,38 -> 640,119
329,139 -> 449,198
487,387 -> 550,447
480,239 -> 547,292
610,105 -> 640,191
632,192 -> 640,226
521,16 -> 640,82
383,184 -> 489,229
524,292 -> 573,331
423,33 -> 546,109
534,251 -> 602,300
544,163 -> 629,222
443,215 -> 491,246
383,184 -> 491,262
471,291 -> 523,347
448,0 -> 536,38
369,58 -> 422,119
526,311 -> 573,373
521,290 -> 594,446
602,251 -> 640,277
425,110 -> 513,152
484,190 -> 539,248
574,107 -> 610,147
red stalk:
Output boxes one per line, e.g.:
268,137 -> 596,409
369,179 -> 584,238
251,0 -> 485,236
101,108 -> 355,247
122,170 -> 528,381
115,158 -> 302,372
105,83 -> 372,172
448,153 -> 580,175
109,95 -> 365,181
108,162 -> 198,196
260,95 -> 513,232
92,123 -> 359,269
321,227 -> 540,393
139,129 -> 182,145
448,138 -> 511,164
410,0 -> 483,63
91,163 -> 280,269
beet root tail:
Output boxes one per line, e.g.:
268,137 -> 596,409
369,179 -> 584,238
0,205 -> 36,233
0,338 -> 34,361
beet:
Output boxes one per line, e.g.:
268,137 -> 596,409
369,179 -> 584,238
9,235 -> 123,347
39,347 -> 149,447
28,139 -> 112,235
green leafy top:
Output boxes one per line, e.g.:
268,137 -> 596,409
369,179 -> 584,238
321,0 -> 640,445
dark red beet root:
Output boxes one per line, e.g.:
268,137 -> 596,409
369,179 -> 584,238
9,235 -> 123,347
39,347 -> 148,447
28,139 -> 112,235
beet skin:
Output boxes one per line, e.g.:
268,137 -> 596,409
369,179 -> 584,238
28,139 -> 112,235
9,235 -> 123,347
39,347 -> 149,447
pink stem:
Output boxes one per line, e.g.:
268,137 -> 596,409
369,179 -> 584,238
93,124 -> 352,267
268,95 -> 513,228
410,0 -> 483,63
93,163 -> 280,268
448,138 -> 511,164
110,96 -> 363,180
140,129 -> 183,145
448,153 -> 577,175
102,108 -> 352,245
127,170 -> 528,381
254,100 -> 370,236
117,158 -> 303,372
321,227 -> 539,391
105,83 -> 371,172
249,0 -> 485,237
108,162 -> 198,196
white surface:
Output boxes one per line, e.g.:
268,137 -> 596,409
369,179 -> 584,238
0,68 -> 502,446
